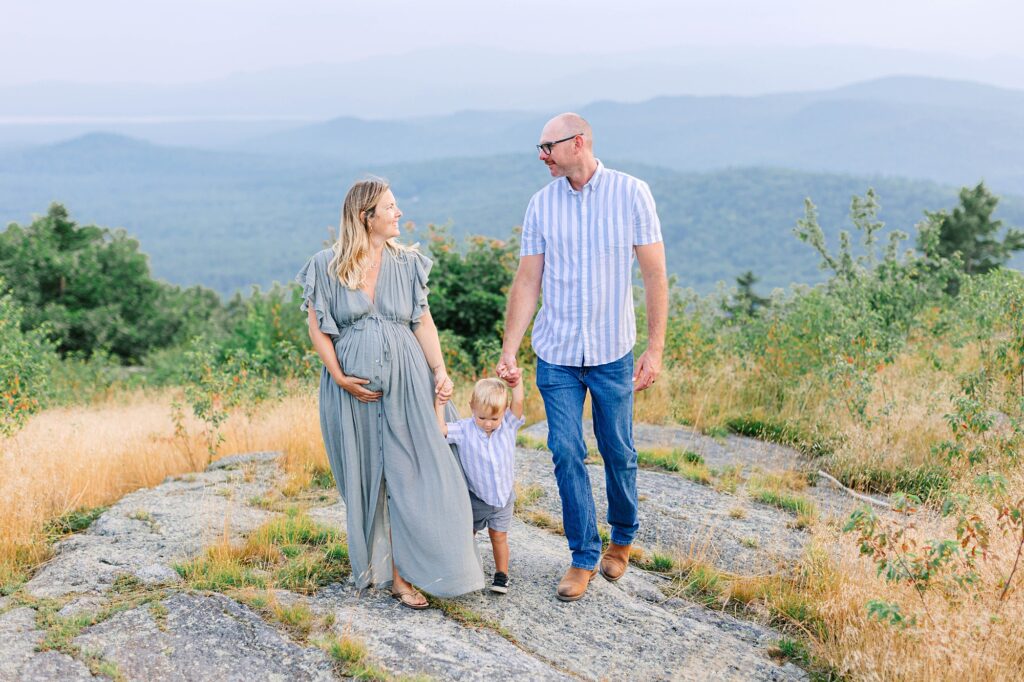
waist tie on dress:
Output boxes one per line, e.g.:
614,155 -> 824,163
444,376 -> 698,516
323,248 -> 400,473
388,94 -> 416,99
349,313 -> 412,363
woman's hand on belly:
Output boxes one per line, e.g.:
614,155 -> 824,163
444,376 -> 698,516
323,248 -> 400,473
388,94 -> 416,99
335,373 -> 383,403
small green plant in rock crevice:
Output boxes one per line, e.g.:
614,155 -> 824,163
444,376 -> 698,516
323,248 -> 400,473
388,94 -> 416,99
26,576 -> 168,679
425,596 -> 517,644
44,506 -> 109,542
174,508 -> 349,595
636,448 -> 712,484
315,632 -> 394,681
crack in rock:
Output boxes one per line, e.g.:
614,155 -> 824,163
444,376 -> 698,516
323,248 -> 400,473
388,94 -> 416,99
73,592 -> 336,681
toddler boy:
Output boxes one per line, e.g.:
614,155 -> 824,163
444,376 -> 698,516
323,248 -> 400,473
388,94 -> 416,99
436,373 -> 525,593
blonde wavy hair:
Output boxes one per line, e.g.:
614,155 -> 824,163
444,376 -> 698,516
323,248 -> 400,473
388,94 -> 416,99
329,177 -> 412,288
470,378 -> 510,415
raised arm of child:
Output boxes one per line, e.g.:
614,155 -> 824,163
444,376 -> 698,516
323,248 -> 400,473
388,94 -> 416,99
433,396 -> 449,438
509,371 -> 525,420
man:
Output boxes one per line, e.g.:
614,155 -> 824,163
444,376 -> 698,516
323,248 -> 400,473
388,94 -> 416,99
497,112 -> 668,601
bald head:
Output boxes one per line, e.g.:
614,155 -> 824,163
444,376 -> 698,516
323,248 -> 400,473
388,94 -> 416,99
542,112 -> 593,150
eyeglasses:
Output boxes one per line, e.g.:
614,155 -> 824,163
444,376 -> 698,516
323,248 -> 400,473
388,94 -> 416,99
536,133 -> 581,155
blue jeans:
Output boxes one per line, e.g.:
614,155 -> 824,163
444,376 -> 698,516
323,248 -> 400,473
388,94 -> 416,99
536,353 -> 639,569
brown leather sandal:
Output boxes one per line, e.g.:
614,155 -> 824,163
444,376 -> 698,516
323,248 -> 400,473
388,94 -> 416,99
391,588 -> 429,610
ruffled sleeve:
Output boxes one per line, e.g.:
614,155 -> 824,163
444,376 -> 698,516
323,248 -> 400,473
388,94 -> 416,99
295,250 -> 340,338
409,249 -> 433,331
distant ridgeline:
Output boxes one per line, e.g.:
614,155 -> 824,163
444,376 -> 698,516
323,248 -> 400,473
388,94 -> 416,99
1,133 -> 1023,296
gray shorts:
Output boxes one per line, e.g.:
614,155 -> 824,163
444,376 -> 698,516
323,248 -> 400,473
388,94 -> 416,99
469,490 -> 514,533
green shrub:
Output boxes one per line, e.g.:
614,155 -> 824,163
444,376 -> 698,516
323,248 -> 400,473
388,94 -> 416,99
0,283 -> 55,435
0,204 -> 221,363
425,225 -> 521,373
222,283 -> 312,377
43,350 -> 131,407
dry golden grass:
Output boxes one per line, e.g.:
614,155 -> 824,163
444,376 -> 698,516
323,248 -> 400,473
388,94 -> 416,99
806,503 -> 1024,682
633,372 -> 681,424
667,346 -> 969,480
657,359 -> 751,431
1,391 -> 197,585
823,352 -> 962,484
247,391 -> 328,495
0,388 -> 327,588
660,337 -> 1024,679
748,469 -> 810,492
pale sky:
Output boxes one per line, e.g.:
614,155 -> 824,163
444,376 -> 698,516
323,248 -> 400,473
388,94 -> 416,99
3,0 -> 1023,85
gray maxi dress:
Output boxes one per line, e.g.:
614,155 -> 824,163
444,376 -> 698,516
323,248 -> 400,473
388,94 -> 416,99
297,246 -> 484,597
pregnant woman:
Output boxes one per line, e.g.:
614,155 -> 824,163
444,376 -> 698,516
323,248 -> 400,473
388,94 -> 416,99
296,178 -> 484,608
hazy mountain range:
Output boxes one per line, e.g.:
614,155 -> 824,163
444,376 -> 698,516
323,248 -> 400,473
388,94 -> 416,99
2,71 -> 1023,297
2,133 -> 1021,296
225,76 -> 1024,197
6,75 -> 1020,195
4,44 -> 1024,123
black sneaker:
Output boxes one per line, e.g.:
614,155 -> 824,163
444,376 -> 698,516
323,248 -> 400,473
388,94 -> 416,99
490,571 -> 509,594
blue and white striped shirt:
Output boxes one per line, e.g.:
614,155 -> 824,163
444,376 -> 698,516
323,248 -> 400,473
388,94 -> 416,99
520,160 -> 663,367
446,410 -> 525,508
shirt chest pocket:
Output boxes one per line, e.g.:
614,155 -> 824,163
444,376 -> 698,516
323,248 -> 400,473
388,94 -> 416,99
595,218 -> 633,259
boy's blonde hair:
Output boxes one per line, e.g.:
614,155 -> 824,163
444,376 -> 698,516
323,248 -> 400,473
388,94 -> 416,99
470,378 -> 509,415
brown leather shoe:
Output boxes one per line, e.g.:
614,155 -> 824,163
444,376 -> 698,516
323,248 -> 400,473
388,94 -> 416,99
599,542 -> 632,582
555,566 -> 599,602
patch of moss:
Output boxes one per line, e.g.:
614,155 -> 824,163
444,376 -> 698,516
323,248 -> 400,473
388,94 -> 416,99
44,506 -> 108,541
426,596 -> 517,643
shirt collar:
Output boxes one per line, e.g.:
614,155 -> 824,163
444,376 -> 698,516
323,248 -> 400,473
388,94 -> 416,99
563,159 -> 605,194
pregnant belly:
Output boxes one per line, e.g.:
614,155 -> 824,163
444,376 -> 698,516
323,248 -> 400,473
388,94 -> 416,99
336,333 -> 387,393
336,323 -> 423,395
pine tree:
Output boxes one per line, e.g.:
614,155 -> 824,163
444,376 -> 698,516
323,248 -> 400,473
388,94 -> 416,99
919,182 -> 1024,276
726,270 -> 770,317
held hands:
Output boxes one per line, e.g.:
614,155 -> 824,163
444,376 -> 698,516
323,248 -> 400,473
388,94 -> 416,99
503,367 -> 522,387
496,352 -> 522,387
632,348 -> 662,392
334,373 -> 383,403
434,367 -> 454,404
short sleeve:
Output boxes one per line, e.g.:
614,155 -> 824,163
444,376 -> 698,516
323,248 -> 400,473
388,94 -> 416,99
504,409 -> 526,432
295,251 -> 340,337
409,249 -> 433,331
632,180 -> 663,246
445,419 -> 467,445
520,194 -> 545,256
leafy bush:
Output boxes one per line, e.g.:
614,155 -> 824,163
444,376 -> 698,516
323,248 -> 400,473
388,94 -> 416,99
175,337 -> 286,464
425,225 -> 520,372
42,350 -> 129,407
221,283 -> 312,377
147,283 -> 315,387
0,283 -> 55,435
0,204 -> 222,363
